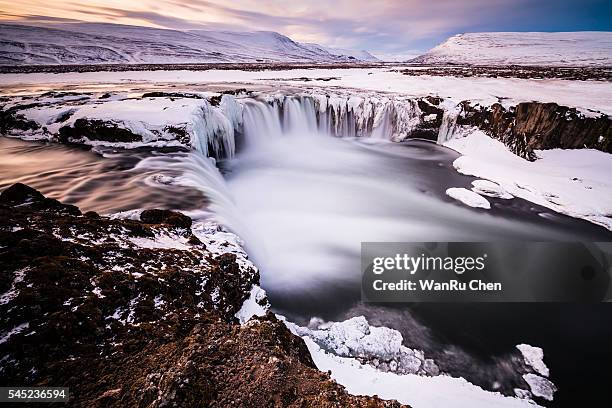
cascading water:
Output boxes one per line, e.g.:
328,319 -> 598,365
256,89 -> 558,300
139,95 -> 610,315
134,96 -> 612,403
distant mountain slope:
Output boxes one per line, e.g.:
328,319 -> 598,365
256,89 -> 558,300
411,32 -> 612,66
0,22 -> 369,65
301,43 -> 379,61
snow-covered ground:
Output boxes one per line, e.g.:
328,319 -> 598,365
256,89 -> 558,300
412,32 -> 612,66
0,22 -> 370,65
306,343 -> 540,408
2,68 -> 611,116
445,130 -> 612,230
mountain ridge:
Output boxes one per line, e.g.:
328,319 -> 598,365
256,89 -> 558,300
411,31 -> 612,66
0,22 -> 371,65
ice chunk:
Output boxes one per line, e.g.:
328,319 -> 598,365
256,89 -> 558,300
523,373 -> 557,401
516,344 -> 549,377
472,180 -> 513,199
446,187 -> 491,209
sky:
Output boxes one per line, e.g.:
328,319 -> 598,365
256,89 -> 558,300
1,0 -> 611,56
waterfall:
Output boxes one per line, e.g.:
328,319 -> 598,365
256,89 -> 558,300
189,93 -> 452,161
242,99 -> 283,147
437,102 -> 462,144
192,95 -> 242,159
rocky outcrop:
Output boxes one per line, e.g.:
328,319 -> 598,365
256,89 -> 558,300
0,184 -> 404,407
0,107 -> 40,134
59,118 -> 143,144
457,101 -> 611,160
409,97 -> 445,141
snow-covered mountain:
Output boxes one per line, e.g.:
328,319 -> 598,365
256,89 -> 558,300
301,43 -> 379,61
0,22 -> 371,65
412,32 -> 612,66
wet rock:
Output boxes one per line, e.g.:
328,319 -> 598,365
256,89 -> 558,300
0,182 -> 45,204
0,182 -> 81,215
457,101 -> 611,160
162,125 -> 190,145
140,209 -> 192,228
0,107 -> 40,134
209,89 -> 251,106
141,91 -> 206,100
410,97 -> 445,140
59,118 -> 142,144
0,183 -> 403,407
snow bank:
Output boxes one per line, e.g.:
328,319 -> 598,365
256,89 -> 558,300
444,131 -> 612,230
303,336 -> 540,408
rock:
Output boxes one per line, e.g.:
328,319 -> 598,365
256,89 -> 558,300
140,209 -> 192,228
141,91 -> 205,100
0,182 -> 81,215
0,182 -> 45,205
0,107 -> 40,134
0,183 -> 404,407
59,118 -> 142,144
411,97 -> 445,140
457,101 -> 611,160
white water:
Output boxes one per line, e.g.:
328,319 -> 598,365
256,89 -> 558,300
139,97 -> 595,309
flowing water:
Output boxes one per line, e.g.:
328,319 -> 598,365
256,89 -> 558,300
2,97 -> 612,407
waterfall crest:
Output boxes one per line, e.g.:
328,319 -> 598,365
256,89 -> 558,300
190,93 -> 442,160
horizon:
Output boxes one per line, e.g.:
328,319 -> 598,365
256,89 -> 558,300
1,0 -> 610,56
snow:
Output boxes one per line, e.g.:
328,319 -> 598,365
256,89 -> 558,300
0,322 -> 30,345
235,285 -> 268,324
129,232 -> 191,250
0,268 -> 28,306
0,22 -> 370,65
516,344 -> 549,377
301,43 -> 380,61
371,52 -> 422,62
280,316 -> 539,406
9,91 -> 242,157
522,374 -> 557,401
296,316 -> 404,359
445,131 -> 612,230
446,188 -> 491,209
3,68 -> 610,116
286,316 -> 438,376
471,180 -> 513,199
412,32 -> 612,66
303,337 -> 540,408
191,221 -> 258,277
